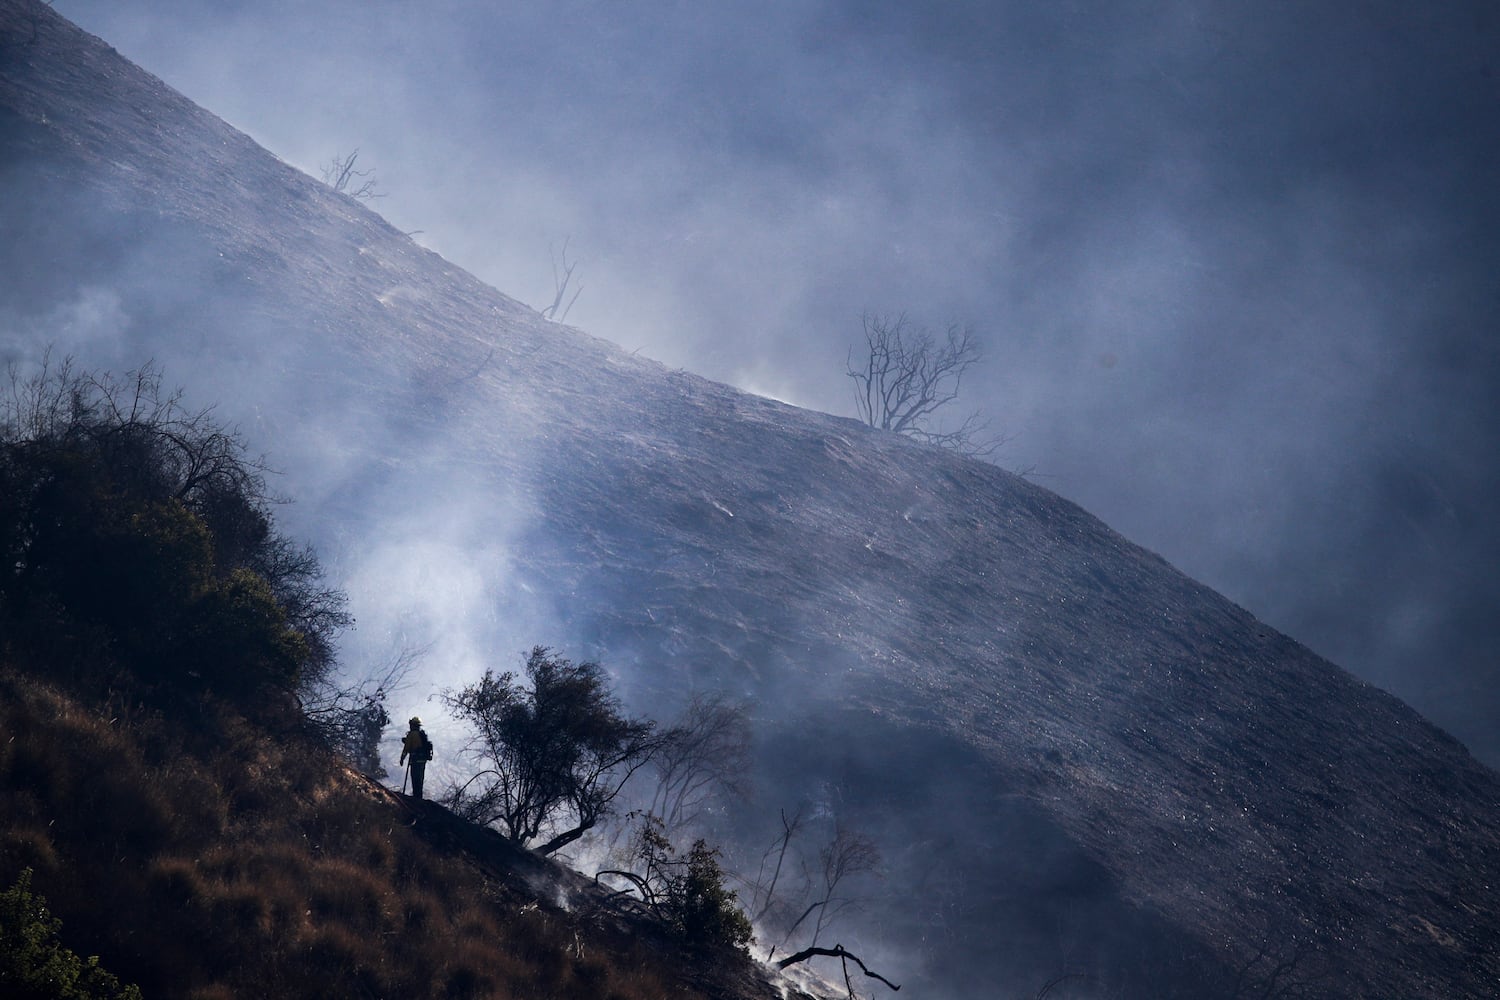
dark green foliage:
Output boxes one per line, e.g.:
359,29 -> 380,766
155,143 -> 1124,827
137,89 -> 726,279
443,646 -> 665,853
613,817 -> 753,955
186,568 -> 309,692
0,360 -> 348,702
670,840 -> 754,953
0,868 -> 142,1000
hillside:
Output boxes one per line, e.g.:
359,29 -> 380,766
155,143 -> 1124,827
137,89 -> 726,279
0,663 -> 797,1000
4,1 -> 1500,997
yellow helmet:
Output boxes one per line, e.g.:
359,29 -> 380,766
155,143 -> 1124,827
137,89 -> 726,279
409,717 -> 421,728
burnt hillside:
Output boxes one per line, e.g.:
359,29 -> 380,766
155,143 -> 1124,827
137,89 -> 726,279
4,1 -> 1499,996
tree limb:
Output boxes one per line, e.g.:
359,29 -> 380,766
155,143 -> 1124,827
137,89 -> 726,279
775,944 -> 901,992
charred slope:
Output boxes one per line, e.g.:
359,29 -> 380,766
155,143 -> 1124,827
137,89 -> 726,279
4,1 -> 1500,996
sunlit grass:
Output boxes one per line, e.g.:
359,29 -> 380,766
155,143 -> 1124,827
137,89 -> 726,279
0,662 -> 768,999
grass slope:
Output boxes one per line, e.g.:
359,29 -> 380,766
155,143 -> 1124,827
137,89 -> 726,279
0,662 -> 796,1000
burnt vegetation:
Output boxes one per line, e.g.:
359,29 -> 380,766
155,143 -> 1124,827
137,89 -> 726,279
319,149 -> 383,201
847,312 -> 1006,458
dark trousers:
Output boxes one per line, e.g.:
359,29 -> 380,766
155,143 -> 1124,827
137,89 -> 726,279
409,761 -> 426,799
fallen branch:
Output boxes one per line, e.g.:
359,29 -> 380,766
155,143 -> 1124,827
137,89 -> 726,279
776,944 -> 900,992
594,869 -> 655,905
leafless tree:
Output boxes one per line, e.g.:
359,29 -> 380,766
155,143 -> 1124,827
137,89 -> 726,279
748,807 -> 806,926
786,822 -> 882,949
542,238 -> 583,322
743,805 -> 881,960
320,149 -> 383,200
847,313 -> 1006,457
647,694 -> 753,836
1223,927 -> 1331,999
300,640 -> 425,777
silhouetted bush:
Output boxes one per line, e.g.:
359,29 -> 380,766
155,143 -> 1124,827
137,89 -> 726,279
671,839 -> 754,953
0,359 -> 349,704
443,646 -> 666,854
605,816 -> 754,955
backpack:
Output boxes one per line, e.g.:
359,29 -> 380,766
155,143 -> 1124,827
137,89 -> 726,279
418,729 -> 434,762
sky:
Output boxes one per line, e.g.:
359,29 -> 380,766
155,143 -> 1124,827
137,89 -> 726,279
46,0 -> 1500,765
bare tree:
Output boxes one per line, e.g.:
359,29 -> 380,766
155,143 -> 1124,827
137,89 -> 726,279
748,807 -> 806,926
784,821 -> 881,949
742,806 -> 881,960
847,313 -> 1005,457
647,694 -> 753,836
542,238 -> 583,322
1223,927 -> 1331,999
320,149 -> 383,200
300,640 -> 425,777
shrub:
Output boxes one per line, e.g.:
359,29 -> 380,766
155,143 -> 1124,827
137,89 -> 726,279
611,817 -> 754,955
669,840 -> 754,954
186,568 -> 308,693
0,359 -> 349,704
0,867 -> 142,1000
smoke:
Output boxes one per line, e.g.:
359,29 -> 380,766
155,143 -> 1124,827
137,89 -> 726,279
0,287 -> 126,363
8,2 -> 1500,994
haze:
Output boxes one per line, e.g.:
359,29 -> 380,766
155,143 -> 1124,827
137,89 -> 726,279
43,0 -> 1500,765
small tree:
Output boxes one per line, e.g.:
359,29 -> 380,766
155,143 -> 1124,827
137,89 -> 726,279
780,821 -> 881,950
741,805 -> 882,959
597,816 -> 753,954
847,312 -> 1004,457
1221,925 -> 1332,999
748,807 -> 806,925
443,647 -> 666,854
672,839 -> 754,953
541,238 -> 583,322
320,150 -> 383,200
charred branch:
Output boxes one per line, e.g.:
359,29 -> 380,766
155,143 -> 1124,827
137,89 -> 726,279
320,149 -> 383,200
775,944 -> 900,993
542,238 -> 583,322
846,312 -> 1004,458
